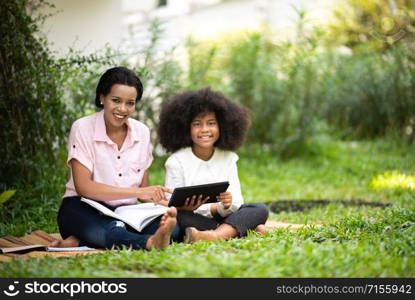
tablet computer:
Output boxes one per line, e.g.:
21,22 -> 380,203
168,181 -> 230,207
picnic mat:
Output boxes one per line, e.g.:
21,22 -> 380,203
0,230 -> 102,262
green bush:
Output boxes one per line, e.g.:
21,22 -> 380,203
0,1 -> 68,185
324,44 -> 415,140
323,0 -> 415,140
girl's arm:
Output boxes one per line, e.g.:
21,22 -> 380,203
210,191 -> 232,216
71,159 -> 171,203
212,155 -> 244,217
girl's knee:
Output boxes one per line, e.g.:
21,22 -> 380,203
170,224 -> 182,243
251,203 -> 269,222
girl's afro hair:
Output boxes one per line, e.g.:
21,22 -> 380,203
157,87 -> 250,153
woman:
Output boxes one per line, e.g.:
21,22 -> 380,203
52,67 -> 179,250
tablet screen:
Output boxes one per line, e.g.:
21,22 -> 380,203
168,181 -> 230,207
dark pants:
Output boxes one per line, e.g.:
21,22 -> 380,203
57,196 -> 181,250
177,203 -> 269,237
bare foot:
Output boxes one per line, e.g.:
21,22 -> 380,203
255,224 -> 267,235
185,223 -> 238,244
49,235 -> 80,248
185,227 -> 213,243
146,207 -> 177,250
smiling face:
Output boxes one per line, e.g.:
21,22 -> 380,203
190,112 -> 220,156
100,84 -> 137,131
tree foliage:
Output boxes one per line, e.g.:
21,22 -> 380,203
328,0 -> 415,50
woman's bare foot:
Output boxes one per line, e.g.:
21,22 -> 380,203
146,207 -> 177,250
49,235 -> 80,248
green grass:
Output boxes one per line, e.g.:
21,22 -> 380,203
1,137 -> 414,277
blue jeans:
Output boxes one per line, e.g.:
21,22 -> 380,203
57,196 -> 181,250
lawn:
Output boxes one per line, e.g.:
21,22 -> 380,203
1,137 -> 414,277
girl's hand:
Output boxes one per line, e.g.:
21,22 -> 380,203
178,195 -> 209,211
138,186 -> 172,204
217,192 -> 232,209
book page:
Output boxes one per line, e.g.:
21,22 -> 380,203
47,246 -> 96,252
114,203 -> 168,231
81,198 -> 167,232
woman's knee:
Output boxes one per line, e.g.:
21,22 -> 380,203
104,221 -> 155,250
104,221 -> 131,248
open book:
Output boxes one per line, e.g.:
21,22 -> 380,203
1,245 -> 96,254
80,197 -> 168,233
0,230 -> 97,254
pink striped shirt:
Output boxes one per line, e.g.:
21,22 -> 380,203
63,110 -> 153,207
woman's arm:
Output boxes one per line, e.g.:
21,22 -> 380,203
138,170 -> 170,206
71,159 -> 171,203
140,170 -> 149,188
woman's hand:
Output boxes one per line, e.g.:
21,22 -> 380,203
217,192 -> 232,209
137,186 -> 172,204
177,195 -> 209,211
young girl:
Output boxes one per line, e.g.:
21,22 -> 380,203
157,88 -> 269,243
53,67 -> 179,251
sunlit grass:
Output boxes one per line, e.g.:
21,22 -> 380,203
371,171 -> 415,190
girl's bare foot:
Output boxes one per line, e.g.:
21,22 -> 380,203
146,207 -> 177,250
184,224 -> 237,243
49,235 -> 80,248
185,227 -> 217,243
255,224 -> 267,235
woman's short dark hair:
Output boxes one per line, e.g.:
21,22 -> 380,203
158,87 -> 250,153
95,66 -> 143,108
